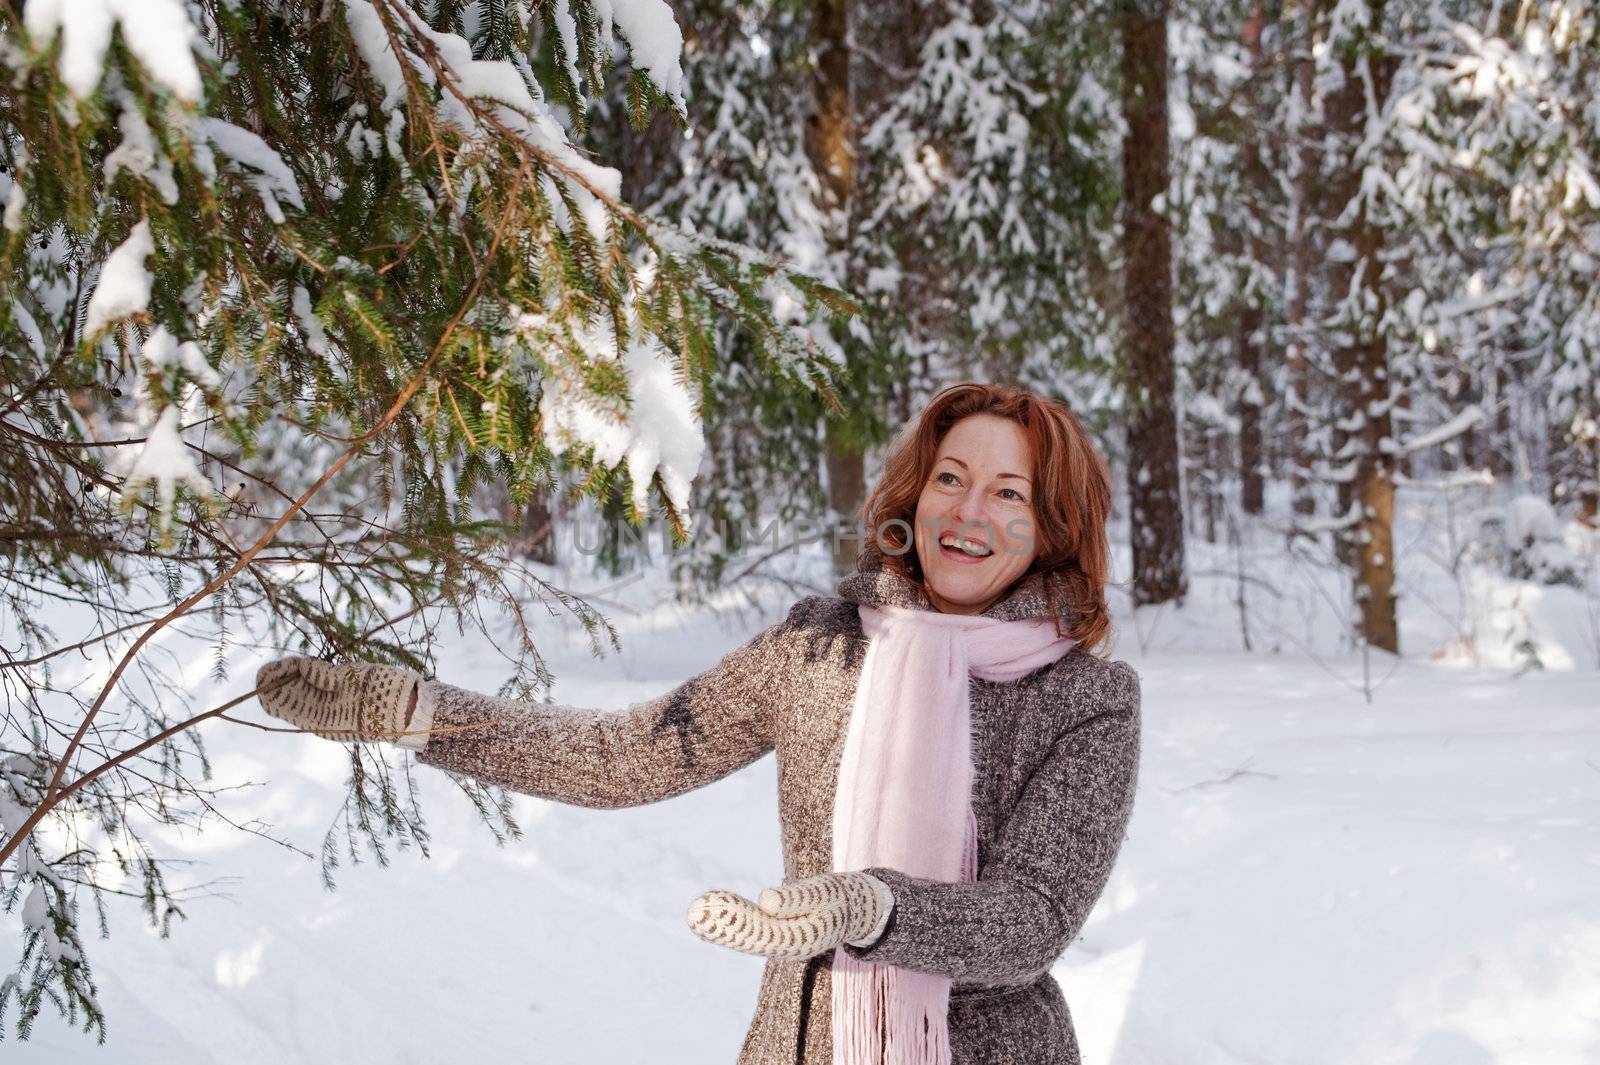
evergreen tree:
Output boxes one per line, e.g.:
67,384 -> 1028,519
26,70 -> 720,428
0,0 -> 849,1039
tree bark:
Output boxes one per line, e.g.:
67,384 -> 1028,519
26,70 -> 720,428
506,483 -> 557,564
1286,0 -> 1318,520
1323,0 -> 1398,653
1120,0 -> 1187,606
808,0 -> 864,578
1237,0 -> 1269,516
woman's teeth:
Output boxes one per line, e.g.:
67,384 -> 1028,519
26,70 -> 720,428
939,535 -> 991,557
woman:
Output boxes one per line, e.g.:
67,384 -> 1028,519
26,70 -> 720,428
257,381 -> 1141,1065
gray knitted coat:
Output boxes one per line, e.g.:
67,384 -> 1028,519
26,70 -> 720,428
409,554 -> 1142,1064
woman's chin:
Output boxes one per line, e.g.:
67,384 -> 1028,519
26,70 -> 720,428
926,573 -> 999,611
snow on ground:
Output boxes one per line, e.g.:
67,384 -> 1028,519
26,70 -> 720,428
5,486 -> 1598,1064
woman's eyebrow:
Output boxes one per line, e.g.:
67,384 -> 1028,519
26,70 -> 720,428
938,456 -> 1032,484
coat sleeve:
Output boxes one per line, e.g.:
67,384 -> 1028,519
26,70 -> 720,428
399,598 -> 813,810
842,659 -> 1141,983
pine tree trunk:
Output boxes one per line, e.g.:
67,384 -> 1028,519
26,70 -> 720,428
1120,0 -> 1187,606
1286,0 -> 1318,520
1237,306 -> 1265,515
1237,0 -> 1269,517
809,0 -> 853,223
1324,0 -> 1398,654
809,0 -> 864,578
510,484 -> 557,564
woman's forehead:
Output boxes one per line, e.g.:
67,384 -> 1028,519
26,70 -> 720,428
936,416 -> 1033,466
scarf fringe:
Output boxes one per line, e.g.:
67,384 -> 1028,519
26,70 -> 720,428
833,954 -> 953,1065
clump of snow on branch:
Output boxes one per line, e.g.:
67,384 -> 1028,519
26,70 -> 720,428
142,324 -> 220,396
341,0 -> 410,111
536,315 -> 706,527
2,147 -> 28,231
0,757 -> 51,878
82,220 -> 154,337
551,0 -> 585,101
597,0 -> 689,113
1,763 -> 87,969
133,327 -> 222,536
105,97 -> 179,205
292,287 -> 332,357
192,118 -> 306,224
22,0 -> 201,104
117,405 -> 215,536
1402,405 -> 1486,454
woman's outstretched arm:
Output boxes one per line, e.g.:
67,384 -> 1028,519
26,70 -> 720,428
401,599 -> 812,809
839,659 -> 1142,983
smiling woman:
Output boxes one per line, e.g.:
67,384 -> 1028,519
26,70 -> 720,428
254,381 -> 1139,1065
864,381 -> 1115,649
915,414 -> 1041,613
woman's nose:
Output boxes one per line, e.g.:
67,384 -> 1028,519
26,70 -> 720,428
950,488 -> 993,530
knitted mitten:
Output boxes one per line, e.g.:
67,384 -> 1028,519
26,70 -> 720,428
255,655 -> 421,743
685,871 -> 894,960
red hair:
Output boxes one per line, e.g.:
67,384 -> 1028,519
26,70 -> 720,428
859,382 -> 1114,655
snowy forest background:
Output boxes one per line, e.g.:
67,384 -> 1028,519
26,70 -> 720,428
1,0 -> 1597,1061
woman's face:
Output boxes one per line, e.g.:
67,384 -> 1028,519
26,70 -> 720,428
911,413 -> 1039,615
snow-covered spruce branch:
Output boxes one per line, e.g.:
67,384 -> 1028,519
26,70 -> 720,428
1,0 -> 860,1040
3,0 -> 838,1029
365,0 -> 855,389
6,166 -> 528,868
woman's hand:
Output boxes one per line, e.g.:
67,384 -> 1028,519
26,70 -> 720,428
685,871 -> 894,960
255,655 -> 422,743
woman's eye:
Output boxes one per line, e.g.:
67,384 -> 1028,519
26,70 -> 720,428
1000,488 -> 1026,502
936,471 -> 959,486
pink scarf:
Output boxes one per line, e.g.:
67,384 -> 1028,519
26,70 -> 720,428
831,602 -> 1077,1064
